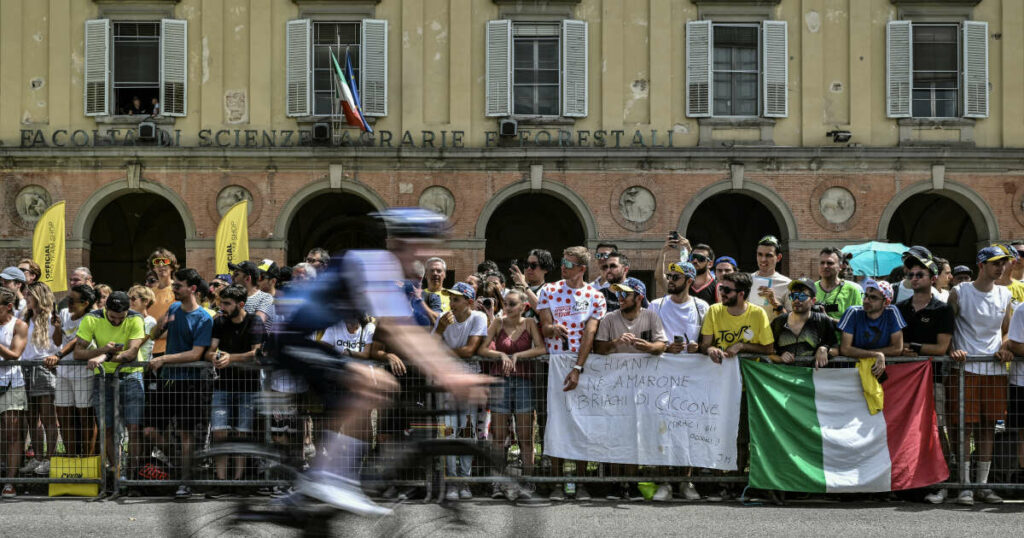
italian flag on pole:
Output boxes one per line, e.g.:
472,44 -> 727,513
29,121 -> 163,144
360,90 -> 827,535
741,360 -> 949,493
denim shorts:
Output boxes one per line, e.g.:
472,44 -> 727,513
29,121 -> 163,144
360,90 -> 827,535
210,390 -> 256,433
489,376 -> 534,414
93,372 -> 145,426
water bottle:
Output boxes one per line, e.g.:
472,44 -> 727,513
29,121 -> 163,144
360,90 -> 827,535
679,246 -> 690,264
565,482 -> 576,496
995,419 -> 1006,433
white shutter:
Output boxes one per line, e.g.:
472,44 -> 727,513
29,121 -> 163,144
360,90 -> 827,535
886,20 -> 912,118
486,20 -> 512,117
561,19 -> 588,118
160,19 -> 187,117
84,19 -> 110,117
286,19 -> 312,117
762,20 -> 788,118
360,19 -> 388,117
962,20 -> 989,118
686,20 -> 712,118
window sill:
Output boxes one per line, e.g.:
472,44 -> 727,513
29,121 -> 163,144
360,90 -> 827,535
897,117 -> 976,146
512,116 -> 577,127
293,116 -> 379,125
897,117 -> 976,127
697,116 -> 775,147
94,115 -> 176,126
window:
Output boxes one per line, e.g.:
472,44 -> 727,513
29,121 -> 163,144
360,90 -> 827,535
513,24 -> 560,116
712,25 -> 759,116
686,20 -> 787,119
912,24 -> 959,117
312,22 -> 361,116
84,19 -> 187,117
486,19 -> 588,118
112,22 -> 160,115
887,20 -> 988,119
286,19 -> 387,119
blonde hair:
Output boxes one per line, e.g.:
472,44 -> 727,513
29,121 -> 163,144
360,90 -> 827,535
129,285 -> 155,309
22,281 -> 55,350
563,246 -> 591,266
96,284 -> 112,297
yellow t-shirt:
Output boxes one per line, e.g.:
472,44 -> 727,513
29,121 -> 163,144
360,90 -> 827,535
425,288 -> 452,313
700,302 -> 774,349
1008,279 -> 1024,309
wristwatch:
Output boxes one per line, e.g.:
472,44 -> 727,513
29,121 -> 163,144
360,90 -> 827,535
572,364 -> 584,374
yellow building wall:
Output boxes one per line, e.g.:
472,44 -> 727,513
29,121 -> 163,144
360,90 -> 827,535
1,0 -> 1020,148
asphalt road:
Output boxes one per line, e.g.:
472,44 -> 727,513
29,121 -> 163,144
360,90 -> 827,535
3,496 -> 1023,537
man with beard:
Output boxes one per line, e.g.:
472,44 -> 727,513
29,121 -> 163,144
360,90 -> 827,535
771,278 -> 838,368
815,247 -> 863,322
837,279 -> 904,379
689,244 -> 718,305
650,262 -> 707,354
597,252 -> 648,312
147,268 -> 215,500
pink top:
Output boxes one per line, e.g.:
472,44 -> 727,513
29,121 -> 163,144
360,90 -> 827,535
488,326 -> 534,377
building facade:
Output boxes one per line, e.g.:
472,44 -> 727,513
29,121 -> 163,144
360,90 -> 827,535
1,0 -> 1023,293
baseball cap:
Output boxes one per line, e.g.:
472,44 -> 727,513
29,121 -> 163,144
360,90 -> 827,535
610,279 -> 647,298
0,267 -> 26,282
788,277 -> 816,294
668,262 -> 697,280
976,245 -> 1011,265
861,279 -> 893,302
952,265 -> 972,276
714,256 -> 738,270
449,281 -> 477,301
258,259 -> 280,280
214,273 -> 232,284
902,245 -> 938,274
105,291 -> 131,313
228,260 -> 260,280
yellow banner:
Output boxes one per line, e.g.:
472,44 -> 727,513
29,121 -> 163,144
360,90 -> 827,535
32,201 -> 67,292
215,200 -> 249,274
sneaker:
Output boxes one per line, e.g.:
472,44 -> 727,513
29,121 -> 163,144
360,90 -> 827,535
956,489 -> 974,506
204,488 -> 226,499
459,486 -> 473,500
505,485 -> 519,502
680,482 -> 701,500
575,484 -> 591,501
270,486 -> 292,498
18,458 -> 41,474
491,482 -> 505,499
1,484 -> 15,498
652,484 -> 672,502
175,485 -> 192,500
34,460 -> 51,476
518,483 -> 535,500
924,489 -> 946,504
549,485 -> 565,501
706,488 -> 731,502
445,486 -> 460,501
294,472 -> 392,517
977,489 -> 1003,504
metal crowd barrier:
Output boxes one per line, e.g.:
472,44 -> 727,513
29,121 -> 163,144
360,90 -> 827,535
3,354 -> 1024,499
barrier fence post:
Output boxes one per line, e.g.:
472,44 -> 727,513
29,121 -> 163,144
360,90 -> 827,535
97,372 -> 107,495
112,372 -> 122,496
958,365 -> 966,487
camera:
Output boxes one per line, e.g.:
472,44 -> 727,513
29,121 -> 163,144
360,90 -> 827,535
668,231 -> 680,241
824,303 -> 839,313
482,298 -> 493,309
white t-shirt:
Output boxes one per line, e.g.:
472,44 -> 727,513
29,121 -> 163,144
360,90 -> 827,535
57,308 -> 89,378
649,295 -> 710,345
434,311 -> 487,350
749,271 -> 791,311
953,282 -> 1012,376
1008,306 -> 1024,386
21,319 -> 60,361
536,280 -> 607,354
139,315 -> 157,363
323,322 -> 375,355
0,317 -> 23,388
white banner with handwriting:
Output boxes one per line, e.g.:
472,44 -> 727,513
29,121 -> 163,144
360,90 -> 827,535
543,353 -> 741,470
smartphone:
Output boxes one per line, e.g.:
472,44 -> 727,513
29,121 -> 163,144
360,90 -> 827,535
668,231 -> 681,241
673,335 -> 684,344
510,258 -> 518,269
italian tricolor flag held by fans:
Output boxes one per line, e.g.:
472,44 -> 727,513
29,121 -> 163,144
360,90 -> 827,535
330,51 -> 372,132
742,360 -> 949,493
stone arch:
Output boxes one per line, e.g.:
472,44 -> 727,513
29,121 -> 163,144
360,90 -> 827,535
272,179 -> 388,242
877,181 -> 998,246
71,178 -> 197,243
473,180 -> 599,242
677,180 -> 798,244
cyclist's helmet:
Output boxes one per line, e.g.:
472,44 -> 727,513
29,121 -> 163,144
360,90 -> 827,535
371,207 -> 450,239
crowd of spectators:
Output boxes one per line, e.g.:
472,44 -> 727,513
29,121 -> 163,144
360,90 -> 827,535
0,234 -> 1023,506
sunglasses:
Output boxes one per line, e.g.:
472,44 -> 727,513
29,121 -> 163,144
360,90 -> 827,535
595,252 -> 611,260
614,290 -> 633,300
690,253 -> 709,263
789,291 -> 810,302
719,286 -> 737,295
151,257 -> 172,267
561,259 -> 582,269
907,271 -> 930,280
210,282 -> 225,289
665,273 -> 683,281
525,261 -> 541,270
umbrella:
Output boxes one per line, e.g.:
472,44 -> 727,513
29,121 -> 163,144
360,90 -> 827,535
841,241 -> 909,277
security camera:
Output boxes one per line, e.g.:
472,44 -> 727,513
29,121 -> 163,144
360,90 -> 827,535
826,130 -> 852,143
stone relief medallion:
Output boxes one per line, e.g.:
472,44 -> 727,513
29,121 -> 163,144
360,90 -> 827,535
819,187 -> 856,224
419,186 -> 455,217
618,186 -> 656,224
217,185 -> 253,217
15,185 -> 51,222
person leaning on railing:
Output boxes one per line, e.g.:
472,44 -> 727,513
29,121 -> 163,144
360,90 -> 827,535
0,287 -> 29,499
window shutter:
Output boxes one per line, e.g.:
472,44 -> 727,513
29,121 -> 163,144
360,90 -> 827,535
686,20 -> 712,118
160,19 -> 187,117
84,19 -> 110,117
286,19 -> 312,117
561,19 -> 588,118
360,19 -> 388,117
962,20 -> 989,119
486,20 -> 512,117
886,20 -> 912,118
762,20 -> 788,118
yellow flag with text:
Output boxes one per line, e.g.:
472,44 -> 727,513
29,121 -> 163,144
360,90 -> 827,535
32,201 -> 67,292
216,200 -> 249,274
